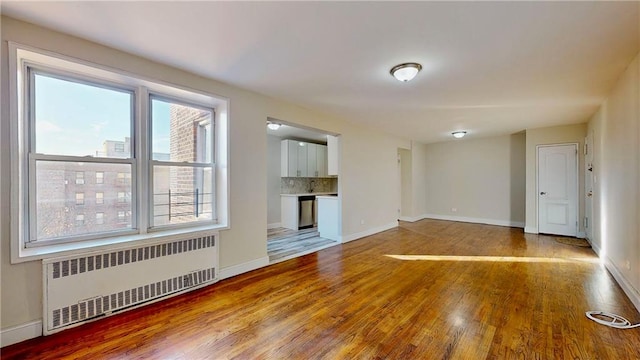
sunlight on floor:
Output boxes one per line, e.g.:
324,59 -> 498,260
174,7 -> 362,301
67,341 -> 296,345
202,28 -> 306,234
384,254 -> 600,264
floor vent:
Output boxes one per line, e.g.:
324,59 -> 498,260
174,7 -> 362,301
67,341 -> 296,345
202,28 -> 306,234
43,235 -> 218,334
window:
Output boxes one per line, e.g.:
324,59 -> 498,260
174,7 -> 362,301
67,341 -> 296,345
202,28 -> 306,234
11,45 -> 228,257
75,171 -> 84,185
96,171 -> 104,184
116,172 -> 131,185
150,97 -> 214,227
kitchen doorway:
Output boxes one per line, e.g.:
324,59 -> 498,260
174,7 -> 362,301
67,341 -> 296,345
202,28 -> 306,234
266,119 -> 341,264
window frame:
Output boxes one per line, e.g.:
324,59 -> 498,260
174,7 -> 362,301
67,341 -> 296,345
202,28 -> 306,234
9,43 -> 230,262
148,93 -> 216,230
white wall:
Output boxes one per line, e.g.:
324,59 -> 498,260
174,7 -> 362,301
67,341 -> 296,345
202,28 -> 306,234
420,133 -> 526,227
588,52 -> 639,311
0,17 -> 409,330
524,123 -> 587,234
399,148 -> 412,219
266,135 -> 282,227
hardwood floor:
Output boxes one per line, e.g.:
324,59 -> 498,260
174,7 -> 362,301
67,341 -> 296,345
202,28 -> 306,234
3,219 -> 640,359
267,227 -> 338,263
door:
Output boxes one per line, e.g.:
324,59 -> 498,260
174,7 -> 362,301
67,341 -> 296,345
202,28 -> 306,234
538,144 -> 578,236
584,133 -> 594,240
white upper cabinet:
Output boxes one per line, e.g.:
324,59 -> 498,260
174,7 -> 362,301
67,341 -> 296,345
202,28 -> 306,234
327,135 -> 338,176
281,140 -> 328,178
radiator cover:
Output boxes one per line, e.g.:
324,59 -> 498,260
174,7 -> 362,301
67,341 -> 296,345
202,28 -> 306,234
42,235 -> 218,334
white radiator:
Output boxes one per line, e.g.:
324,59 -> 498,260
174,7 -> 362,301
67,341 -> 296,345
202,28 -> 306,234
42,235 -> 218,335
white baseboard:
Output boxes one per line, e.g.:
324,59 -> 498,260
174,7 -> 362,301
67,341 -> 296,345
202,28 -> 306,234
524,226 -> 538,234
1,320 -> 42,347
267,222 -> 281,230
577,231 -> 586,239
588,240 -> 640,314
219,256 -> 270,280
398,216 -> 422,222
422,214 -> 525,229
341,221 -> 398,243
603,258 -> 640,314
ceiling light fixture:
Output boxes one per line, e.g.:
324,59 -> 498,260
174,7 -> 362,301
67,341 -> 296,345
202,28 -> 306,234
452,131 -> 467,139
267,121 -> 281,130
390,62 -> 422,82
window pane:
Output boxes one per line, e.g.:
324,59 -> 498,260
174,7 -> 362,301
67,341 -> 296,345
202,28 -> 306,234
33,73 -> 132,158
152,165 -> 213,227
34,161 -> 133,241
151,98 -> 212,163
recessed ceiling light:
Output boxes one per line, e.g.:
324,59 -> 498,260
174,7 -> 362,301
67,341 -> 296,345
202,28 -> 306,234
267,121 -> 281,130
390,63 -> 422,82
452,131 -> 467,139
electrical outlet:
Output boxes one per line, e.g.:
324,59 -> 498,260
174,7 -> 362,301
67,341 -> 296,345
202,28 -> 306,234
360,219 -> 365,225
451,208 -> 457,212
625,260 -> 631,270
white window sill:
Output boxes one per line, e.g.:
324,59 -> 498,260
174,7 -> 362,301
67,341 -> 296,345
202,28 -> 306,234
12,224 -> 228,264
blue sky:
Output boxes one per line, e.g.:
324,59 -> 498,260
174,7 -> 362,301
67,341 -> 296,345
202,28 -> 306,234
35,74 -> 170,157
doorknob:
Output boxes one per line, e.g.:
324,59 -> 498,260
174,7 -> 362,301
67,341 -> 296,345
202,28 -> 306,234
540,192 -> 547,195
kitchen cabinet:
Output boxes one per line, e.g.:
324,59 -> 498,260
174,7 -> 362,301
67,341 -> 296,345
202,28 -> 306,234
327,135 -> 338,176
281,140 -> 328,178
281,140 -> 308,177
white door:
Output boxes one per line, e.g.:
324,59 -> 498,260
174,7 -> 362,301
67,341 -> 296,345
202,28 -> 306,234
538,144 -> 578,236
584,133 -> 594,240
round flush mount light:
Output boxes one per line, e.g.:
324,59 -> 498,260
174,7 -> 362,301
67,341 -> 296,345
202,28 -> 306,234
267,121 -> 281,130
452,131 -> 467,139
390,62 -> 422,82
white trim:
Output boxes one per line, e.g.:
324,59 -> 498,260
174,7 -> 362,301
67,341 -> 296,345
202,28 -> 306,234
1,320 -> 43,347
577,231 -> 586,239
267,222 -> 282,230
341,221 -> 398,243
603,258 -> 640,314
589,241 -> 640,314
398,216 -> 423,223
422,214 -> 525,228
524,226 -> 538,234
219,256 -> 270,280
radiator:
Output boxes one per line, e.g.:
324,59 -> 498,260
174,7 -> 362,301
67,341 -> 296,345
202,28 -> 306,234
42,235 -> 218,335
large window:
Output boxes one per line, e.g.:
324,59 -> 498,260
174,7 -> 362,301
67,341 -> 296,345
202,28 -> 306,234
11,45 -> 227,254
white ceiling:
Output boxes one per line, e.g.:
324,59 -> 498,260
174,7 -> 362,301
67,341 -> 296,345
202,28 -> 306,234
2,1 -> 638,144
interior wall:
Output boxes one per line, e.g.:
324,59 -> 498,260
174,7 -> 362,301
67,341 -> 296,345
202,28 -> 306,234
524,123 -> 587,234
587,52 -> 639,309
266,135 -> 282,227
0,17 -> 409,329
410,141 -> 429,218
421,133 -> 526,226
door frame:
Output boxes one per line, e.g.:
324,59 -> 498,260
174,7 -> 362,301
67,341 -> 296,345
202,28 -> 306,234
536,143 -> 579,236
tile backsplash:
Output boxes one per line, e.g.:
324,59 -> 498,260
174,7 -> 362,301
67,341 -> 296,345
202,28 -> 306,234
281,177 -> 338,194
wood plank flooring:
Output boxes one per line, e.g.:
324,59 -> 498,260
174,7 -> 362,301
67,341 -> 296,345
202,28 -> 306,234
267,227 -> 338,263
3,219 -> 640,359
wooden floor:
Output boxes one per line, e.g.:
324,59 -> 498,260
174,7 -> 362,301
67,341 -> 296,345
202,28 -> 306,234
4,219 -> 640,359
267,227 -> 338,263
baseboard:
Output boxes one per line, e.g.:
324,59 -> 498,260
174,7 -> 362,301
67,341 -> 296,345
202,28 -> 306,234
267,222 -> 281,230
577,231 -> 586,239
1,320 -> 42,347
524,226 -> 538,234
422,214 -> 525,229
341,221 -> 398,243
398,216 -> 423,222
603,257 -> 640,314
219,256 -> 270,280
